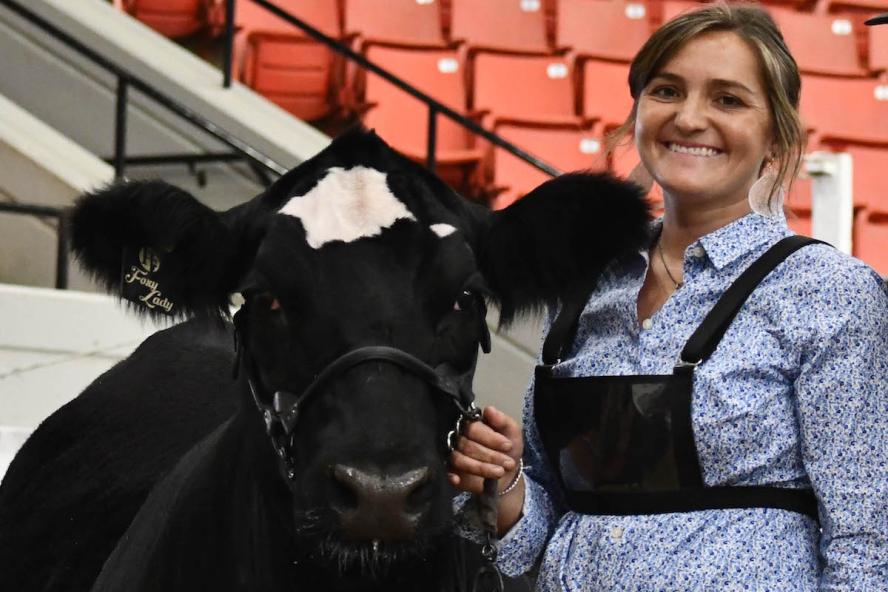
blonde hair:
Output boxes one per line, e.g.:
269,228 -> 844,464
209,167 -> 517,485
608,2 -> 805,202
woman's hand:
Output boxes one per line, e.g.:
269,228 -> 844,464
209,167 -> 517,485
448,406 -> 525,535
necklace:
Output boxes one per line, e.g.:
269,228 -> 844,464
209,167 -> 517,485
657,241 -> 683,289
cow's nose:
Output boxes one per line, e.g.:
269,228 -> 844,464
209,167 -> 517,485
331,464 -> 431,541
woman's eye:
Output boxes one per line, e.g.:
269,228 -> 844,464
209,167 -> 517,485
650,85 -> 679,99
717,94 -> 743,107
453,290 -> 475,312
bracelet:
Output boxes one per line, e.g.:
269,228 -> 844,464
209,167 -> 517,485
498,458 -> 524,497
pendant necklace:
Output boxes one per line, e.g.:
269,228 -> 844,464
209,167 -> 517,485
657,241 -> 684,289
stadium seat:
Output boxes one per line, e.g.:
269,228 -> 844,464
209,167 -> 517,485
361,45 -> 483,192
801,75 -> 888,145
854,212 -> 888,274
489,123 -> 607,209
770,8 -> 867,77
472,53 -> 580,125
206,0 -> 340,37
822,0 -> 888,13
114,0 -> 205,38
582,59 -> 634,130
608,141 -> 664,210
557,0 -> 651,62
212,0 -> 342,121
344,0 -> 448,48
658,1 -> 704,25
450,0 -> 550,54
840,144 -> 888,210
785,175 -> 813,235
870,20 -> 888,73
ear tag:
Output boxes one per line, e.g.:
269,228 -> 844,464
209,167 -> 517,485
120,246 -> 178,314
273,391 -> 302,435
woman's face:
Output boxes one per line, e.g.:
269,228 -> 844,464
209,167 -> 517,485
635,31 -> 774,210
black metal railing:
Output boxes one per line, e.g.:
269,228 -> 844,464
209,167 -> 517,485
220,0 -> 562,177
2,0 -> 287,184
0,203 -> 69,289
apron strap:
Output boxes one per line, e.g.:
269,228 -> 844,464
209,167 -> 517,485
542,235 -> 825,368
542,279 -> 598,366
679,235 -> 824,365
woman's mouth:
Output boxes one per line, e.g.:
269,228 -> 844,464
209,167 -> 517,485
664,142 -> 723,157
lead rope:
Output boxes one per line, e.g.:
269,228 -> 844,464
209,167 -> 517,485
460,412 -> 504,592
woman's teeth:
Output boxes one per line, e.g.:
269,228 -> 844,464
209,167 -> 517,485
667,142 -> 721,157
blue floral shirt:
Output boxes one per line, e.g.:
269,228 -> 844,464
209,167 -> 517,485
497,213 -> 888,591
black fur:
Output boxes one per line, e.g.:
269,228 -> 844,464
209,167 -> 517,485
482,171 -> 652,326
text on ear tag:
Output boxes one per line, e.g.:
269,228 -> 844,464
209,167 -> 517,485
120,246 -> 177,314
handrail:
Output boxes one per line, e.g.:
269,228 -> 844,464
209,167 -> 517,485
221,0 -> 562,178
0,202 -> 69,289
1,0 -> 287,182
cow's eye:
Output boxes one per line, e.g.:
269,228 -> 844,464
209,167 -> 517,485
250,291 -> 281,312
453,290 -> 476,312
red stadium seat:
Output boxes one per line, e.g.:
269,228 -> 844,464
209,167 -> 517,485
362,45 -> 482,191
114,0 -> 205,38
854,212 -> 888,274
557,0 -> 651,62
822,0 -> 888,13
770,8 -> 867,77
450,0 -> 550,54
801,75 -> 888,145
344,0 -> 448,48
840,144 -> 888,211
472,53 -> 580,125
658,1 -> 705,25
783,173 -> 812,236
206,0 -> 340,37
870,21 -> 888,73
582,59 -> 634,130
608,141 -> 664,209
489,123 -> 607,209
211,0 -> 342,121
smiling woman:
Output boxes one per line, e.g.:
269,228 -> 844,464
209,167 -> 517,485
449,4 -> 888,591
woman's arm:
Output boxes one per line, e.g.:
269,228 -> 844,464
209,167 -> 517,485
794,264 -> 888,590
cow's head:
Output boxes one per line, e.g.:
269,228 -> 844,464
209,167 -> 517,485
71,128 -> 649,576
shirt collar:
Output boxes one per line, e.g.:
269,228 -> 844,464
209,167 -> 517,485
696,212 -> 789,270
641,212 -> 789,271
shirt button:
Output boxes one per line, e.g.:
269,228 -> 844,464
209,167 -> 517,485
690,246 -> 705,258
610,526 -> 624,543
641,318 -> 653,330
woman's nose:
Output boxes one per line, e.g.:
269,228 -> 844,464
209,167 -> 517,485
672,98 -> 707,133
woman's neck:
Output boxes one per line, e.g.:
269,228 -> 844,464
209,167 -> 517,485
658,194 -> 752,258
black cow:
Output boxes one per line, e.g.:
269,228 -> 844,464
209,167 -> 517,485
0,128 -> 649,592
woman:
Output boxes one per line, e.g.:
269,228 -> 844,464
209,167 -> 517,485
449,4 -> 888,590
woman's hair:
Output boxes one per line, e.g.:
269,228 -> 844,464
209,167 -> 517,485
608,2 -> 805,202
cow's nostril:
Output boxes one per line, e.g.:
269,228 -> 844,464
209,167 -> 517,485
405,469 -> 433,512
330,465 -> 432,541
329,465 -> 360,512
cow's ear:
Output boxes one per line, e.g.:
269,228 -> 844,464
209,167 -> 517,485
71,180 -> 259,319
480,172 -> 651,326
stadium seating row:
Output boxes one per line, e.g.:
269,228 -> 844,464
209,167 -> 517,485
113,0 -> 888,273
115,0 -> 888,74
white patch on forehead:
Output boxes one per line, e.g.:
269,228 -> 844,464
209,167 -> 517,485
430,223 -> 457,238
278,166 -> 416,249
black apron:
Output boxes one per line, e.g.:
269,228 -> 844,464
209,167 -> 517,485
534,235 -> 821,520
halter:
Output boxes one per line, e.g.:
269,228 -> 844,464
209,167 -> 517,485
232,307 -> 504,592
243,344 -> 484,477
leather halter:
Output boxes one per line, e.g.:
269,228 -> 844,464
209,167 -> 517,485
233,306 -> 504,592
243,344 -> 483,470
